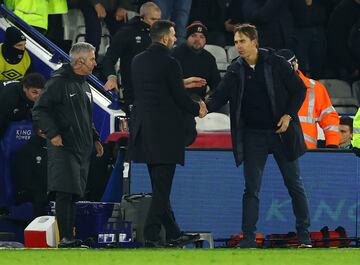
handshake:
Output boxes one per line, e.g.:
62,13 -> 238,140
198,100 -> 208,118
183,77 -> 208,118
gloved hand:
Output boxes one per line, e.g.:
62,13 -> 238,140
353,147 -> 360,157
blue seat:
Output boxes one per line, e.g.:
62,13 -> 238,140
0,121 -> 33,208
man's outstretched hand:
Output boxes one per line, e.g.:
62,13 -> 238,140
184,77 -> 207,89
198,100 -> 208,118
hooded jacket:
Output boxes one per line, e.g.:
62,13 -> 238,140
297,70 -> 340,148
32,64 -> 99,156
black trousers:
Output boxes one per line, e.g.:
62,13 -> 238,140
55,191 -> 78,239
242,129 -> 311,237
77,3 -> 125,58
144,164 -> 181,242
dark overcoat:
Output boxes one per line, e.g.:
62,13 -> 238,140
207,48 -> 307,166
129,43 -> 200,165
32,64 -> 99,196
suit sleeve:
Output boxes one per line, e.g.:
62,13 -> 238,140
32,79 -> 62,140
206,68 -> 235,112
207,55 -> 221,92
167,58 -> 200,116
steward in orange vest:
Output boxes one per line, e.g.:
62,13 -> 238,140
276,49 -> 340,148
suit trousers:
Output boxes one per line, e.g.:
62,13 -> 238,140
144,164 -> 181,242
242,129 -> 310,237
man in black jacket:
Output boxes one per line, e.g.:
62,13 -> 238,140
172,21 -> 221,145
101,1 -> 161,112
129,20 -> 207,247
172,21 -> 220,101
0,73 -> 45,138
206,24 -> 311,248
327,0 -> 360,81
32,42 -> 104,248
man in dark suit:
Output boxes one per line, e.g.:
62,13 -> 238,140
206,23 -> 312,248
129,20 -> 207,247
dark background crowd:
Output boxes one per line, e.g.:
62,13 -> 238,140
62,0 -> 360,83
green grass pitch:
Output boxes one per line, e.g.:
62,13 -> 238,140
1,249 -> 360,265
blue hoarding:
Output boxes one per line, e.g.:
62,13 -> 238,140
130,150 -> 360,240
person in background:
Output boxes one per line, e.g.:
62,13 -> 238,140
241,0 -> 294,49
32,42 -> 103,248
101,1 -> 161,113
4,0 -> 68,33
189,0 -> 229,47
339,116 -> 353,149
327,0 -> 360,82
172,20 -> 220,146
0,26 -> 32,81
289,0 -> 328,79
224,0 -> 244,46
276,49 -> 340,149
352,108 -> 360,157
206,24 -> 311,248
172,21 -> 220,101
0,72 -> 45,138
152,0 -> 192,45
67,0 -> 135,59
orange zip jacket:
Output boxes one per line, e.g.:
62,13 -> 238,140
297,70 -> 340,148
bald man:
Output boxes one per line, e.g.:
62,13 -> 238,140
102,1 -> 161,113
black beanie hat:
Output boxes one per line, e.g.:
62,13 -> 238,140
275,49 -> 297,63
186,21 -> 208,39
5,26 -> 26,46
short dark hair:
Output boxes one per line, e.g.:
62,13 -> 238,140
340,116 -> 354,133
150,20 -> 175,42
21,72 -> 46,89
234,23 -> 258,41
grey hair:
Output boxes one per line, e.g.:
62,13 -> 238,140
139,1 -> 160,17
69,42 -> 96,65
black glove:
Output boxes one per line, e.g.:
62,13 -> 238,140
353,147 -> 360,157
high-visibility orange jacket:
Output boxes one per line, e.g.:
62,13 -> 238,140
297,70 -> 340,148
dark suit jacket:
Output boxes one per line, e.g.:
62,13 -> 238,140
207,48 -> 307,166
129,43 -> 200,165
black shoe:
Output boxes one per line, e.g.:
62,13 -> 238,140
170,233 -> 201,247
237,237 -> 258,248
144,240 -> 174,248
58,237 -> 83,248
298,231 -> 312,248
